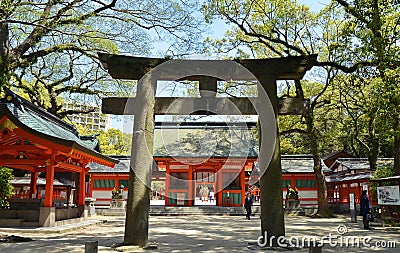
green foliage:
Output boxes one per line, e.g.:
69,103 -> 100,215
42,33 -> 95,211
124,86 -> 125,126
74,124 -> 132,155
98,128 -> 132,155
371,166 -> 395,181
0,167 -> 14,207
1,0 -> 205,117
203,0 -> 319,58
370,165 -> 395,200
204,0 -> 400,170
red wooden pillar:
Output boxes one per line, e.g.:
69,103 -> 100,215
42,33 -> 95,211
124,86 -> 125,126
188,165 -> 193,206
217,164 -> 223,206
78,169 -> 86,206
44,155 -> 55,207
30,171 -> 38,198
165,162 -> 170,205
240,166 -> 245,205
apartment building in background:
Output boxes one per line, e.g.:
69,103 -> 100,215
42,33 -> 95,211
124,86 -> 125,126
65,102 -> 110,132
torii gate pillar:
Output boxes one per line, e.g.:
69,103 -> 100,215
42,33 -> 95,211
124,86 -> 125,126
99,53 -> 317,247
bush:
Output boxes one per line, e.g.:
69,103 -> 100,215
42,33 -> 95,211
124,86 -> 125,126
0,167 -> 14,207
370,165 -> 395,201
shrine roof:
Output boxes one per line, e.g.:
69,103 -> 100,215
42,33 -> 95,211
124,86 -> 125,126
329,158 -> 393,172
0,88 -> 116,166
370,175 -> 400,182
254,155 -> 330,173
87,156 -> 160,173
281,155 -> 330,173
153,124 -> 259,158
325,172 -> 372,183
322,150 -> 352,160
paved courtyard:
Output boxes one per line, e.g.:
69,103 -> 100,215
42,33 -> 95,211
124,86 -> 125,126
0,214 -> 399,252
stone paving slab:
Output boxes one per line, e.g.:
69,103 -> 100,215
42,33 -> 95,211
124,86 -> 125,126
0,215 -> 399,253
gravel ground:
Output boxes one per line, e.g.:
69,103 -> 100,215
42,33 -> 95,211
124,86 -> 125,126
0,215 -> 399,253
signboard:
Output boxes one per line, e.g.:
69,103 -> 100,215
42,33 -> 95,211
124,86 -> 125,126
176,193 -> 185,205
349,193 -> 357,222
377,185 -> 400,206
349,193 -> 355,210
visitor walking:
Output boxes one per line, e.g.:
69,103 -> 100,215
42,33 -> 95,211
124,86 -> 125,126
360,190 -> 371,229
244,192 -> 253,220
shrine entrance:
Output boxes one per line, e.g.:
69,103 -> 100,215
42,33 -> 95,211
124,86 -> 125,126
99,53 -> 317,246
194,169 -> 216,206
160,156 -> 254,207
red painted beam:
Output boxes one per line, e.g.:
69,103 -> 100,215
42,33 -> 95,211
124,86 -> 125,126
0,159 -> 47,166
55,162 -> 85,173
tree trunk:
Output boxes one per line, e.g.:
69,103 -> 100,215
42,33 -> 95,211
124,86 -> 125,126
367,116 -> 379,171
305,112 -> 332,217
0,21 -> 10,87
367,144 -> 379,172
124,75 -> 155,247
393,118 -> 400,175
295,79 -> 331,217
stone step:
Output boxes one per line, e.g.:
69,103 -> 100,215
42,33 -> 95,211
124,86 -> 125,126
97,206 -> 260,216
96,205 -> 315,216
22,221 -> 39,227
0,218 -> 24,227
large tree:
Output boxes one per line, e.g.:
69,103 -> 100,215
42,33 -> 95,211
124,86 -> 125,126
328,0 -> 400,174
333,73 -> 383,170
0,0 -> 203,117
203,0 -> 400,216
74,124 -> 132,155
203,0 -> 336,217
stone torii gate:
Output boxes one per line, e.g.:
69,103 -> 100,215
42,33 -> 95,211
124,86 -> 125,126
99,53 -> 317,247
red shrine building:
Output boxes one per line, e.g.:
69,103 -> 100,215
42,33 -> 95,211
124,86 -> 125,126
0,89 -> 116,227
325,156 -> 392,211
88,122 -> 330,208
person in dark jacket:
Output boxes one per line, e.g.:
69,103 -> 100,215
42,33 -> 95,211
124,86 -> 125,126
244,192 -> 253,220
360,190 -> 371,229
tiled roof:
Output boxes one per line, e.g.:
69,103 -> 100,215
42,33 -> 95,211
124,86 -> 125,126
87,157 -> 130,173
87,156 -> 160,174
281,155 -> 330,173
153,126 -> 259,158
6,103 -> 99,150
332,158 -> 393,171
253,155 -> 330,173
0,88 -> 115,165
322,150 -> 352,160
325,172 -> 372,183
370,175 -> 400,182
